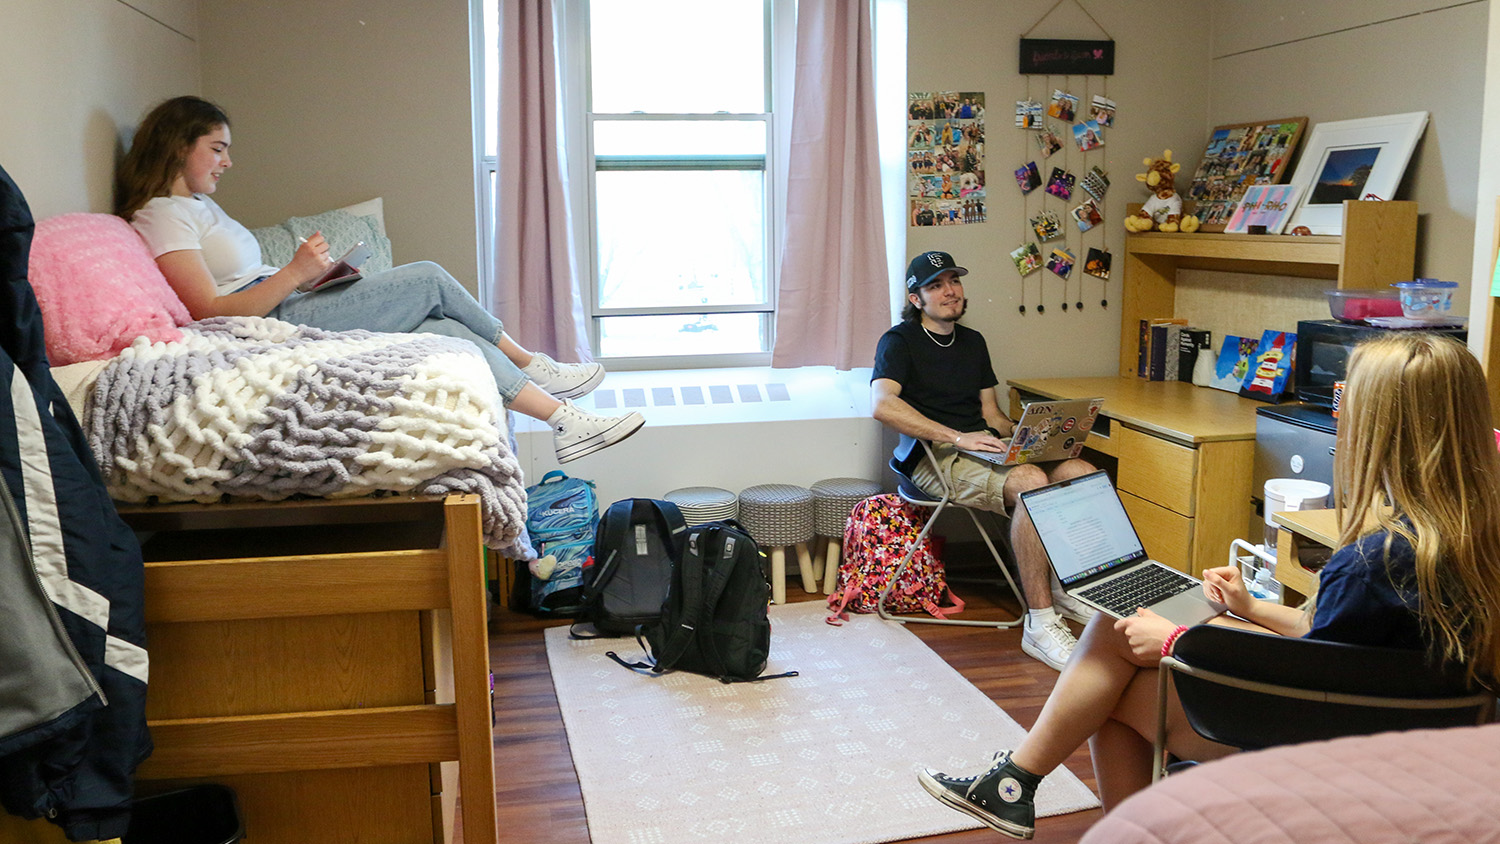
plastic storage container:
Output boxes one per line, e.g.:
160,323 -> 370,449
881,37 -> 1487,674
124,784 -> 244,844
1324,288 -> 1402,322
1392,279 -> 1458,319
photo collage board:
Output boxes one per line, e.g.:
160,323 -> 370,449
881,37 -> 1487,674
908,91 -> 987,226
1010,79 -> 1116,314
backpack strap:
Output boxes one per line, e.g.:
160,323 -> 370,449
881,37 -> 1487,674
650,526 -> 719,673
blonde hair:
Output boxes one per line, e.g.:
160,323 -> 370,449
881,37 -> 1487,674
114,96 -> 230,220
1334,332 -> 1500,687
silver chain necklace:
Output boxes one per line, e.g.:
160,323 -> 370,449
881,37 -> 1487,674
922,324 -> 955,348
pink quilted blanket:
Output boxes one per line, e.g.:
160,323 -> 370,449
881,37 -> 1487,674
1079,723 -> 1500,844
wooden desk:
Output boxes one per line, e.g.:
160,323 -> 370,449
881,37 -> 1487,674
1008,376 -> 1261,576
1272,508 -> 1340,603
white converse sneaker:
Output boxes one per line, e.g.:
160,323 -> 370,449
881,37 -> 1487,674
548,400 -> 644,463
1050,588 -> 1099,625
1020,615 -> 1077,672
523,352 -> 606,400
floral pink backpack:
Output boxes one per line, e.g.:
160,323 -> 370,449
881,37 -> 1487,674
826,494 -> 963,624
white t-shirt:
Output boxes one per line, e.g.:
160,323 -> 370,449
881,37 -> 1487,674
131,194 -> 280,295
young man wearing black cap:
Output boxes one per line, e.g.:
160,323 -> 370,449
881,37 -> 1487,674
870,250 -> 1098,671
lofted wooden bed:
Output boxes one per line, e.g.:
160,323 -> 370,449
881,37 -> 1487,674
120,493 -> 498,844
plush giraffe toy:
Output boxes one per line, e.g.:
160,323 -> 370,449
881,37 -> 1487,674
1123,149 -> 1201,233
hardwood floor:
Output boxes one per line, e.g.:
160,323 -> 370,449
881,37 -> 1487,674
483,561 -> 1103,844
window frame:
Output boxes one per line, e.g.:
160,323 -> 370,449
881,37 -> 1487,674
567,0 -> 784,369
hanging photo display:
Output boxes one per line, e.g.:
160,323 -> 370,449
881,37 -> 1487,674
1047,247 -> 1076,278
1014,161 -> 1042,193
1016,2 -> 1117,314
1082,166 -> 1110,202
1090,95 -> 1116,127
1031,210 -> 1064,241
1071,199 -> 1103,231
1015,99 -> 1043,129
1047,89 -> 1079,121
909,91 -> 986,226
1073,120 -> 1104,151
1046,168 -> 1076,200
1084,247 -> 1112,280
1035,123 -> 1065,158
1011,242 -> 1043,275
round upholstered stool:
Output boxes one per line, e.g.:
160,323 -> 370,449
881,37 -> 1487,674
737,483 -> 815,604
662,486 -> 738,526
810,477 -> 882,594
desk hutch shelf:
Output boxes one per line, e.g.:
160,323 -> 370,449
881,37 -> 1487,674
1118,200 -> 1418,375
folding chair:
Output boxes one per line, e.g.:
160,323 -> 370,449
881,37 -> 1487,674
877,436 -> 1026,628
1152,623 -> 1497,782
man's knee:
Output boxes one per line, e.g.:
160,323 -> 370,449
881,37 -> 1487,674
1050,457 -> 1097,482
1004,463 -> 1049,495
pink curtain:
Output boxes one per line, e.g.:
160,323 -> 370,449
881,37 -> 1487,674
772,0 -> 890,370
494,0 -> 592,362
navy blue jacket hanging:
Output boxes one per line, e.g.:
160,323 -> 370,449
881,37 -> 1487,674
0,163 -> 152,840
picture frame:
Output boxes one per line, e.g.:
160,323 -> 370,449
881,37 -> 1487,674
1283,111 -> 1429,235
1185,117 -> 1307,232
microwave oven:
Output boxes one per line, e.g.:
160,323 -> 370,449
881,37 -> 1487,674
1295,319 -> 1468,407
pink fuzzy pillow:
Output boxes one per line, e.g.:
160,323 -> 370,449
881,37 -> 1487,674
28,213 -> 190,365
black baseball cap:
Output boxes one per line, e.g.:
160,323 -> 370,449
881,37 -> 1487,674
906,251 -> 968,292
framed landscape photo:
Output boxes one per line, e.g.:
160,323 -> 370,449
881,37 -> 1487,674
1185,117 -> 1307,232
1283,111 -> 1429,235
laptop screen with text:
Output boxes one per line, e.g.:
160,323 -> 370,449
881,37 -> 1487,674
1022,471 -> 1147,585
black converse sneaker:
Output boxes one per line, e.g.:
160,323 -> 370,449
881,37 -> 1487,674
916,750 -> 1042,840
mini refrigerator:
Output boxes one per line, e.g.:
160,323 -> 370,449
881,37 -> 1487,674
1254,403 -> 1336,496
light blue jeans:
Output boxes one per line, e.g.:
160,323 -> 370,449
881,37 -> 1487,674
268,261 -> 528,403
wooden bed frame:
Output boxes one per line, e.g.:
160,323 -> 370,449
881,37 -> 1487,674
117,493 -> 499,844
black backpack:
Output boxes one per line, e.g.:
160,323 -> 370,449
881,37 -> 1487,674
571,498 -> 686,638
608,520 -> 797,684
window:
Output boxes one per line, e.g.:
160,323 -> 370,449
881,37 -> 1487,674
582,0 -> 775,364
477,0 -> 786,368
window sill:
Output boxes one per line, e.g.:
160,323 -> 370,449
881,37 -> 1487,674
512,365 -> 875,432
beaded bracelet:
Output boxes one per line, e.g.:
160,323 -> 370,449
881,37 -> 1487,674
1160,625 -> 1190,657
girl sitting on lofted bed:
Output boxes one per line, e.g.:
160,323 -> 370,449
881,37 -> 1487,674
116,95 -> 640,464
917,331 -> 1500,839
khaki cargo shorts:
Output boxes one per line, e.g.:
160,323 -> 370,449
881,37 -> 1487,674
908,442 -> 1014,514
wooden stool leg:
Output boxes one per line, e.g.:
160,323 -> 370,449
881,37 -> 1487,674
810,537 -> 826,579
822,538 -> 841,594
770,546 -> 787,604
795,541 -> 816,593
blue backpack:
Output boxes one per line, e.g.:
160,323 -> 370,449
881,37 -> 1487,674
524,470 -> 599,615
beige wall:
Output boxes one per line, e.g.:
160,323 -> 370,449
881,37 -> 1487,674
0,0 -> 199,218
197,0 -> 481,289
1205,0 -> 1487,316
906,0 -> 1214,389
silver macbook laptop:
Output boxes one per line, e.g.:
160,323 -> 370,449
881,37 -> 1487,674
1020,470 -> 1224,626
961,397 -> 1104,466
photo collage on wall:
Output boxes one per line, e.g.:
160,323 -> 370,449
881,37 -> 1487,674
909,91 -> 986,226
1012,81 -> 1117,314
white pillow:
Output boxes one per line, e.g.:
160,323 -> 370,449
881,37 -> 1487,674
337,197 -> 386,237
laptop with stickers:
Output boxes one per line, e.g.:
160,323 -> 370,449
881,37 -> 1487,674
1020,470 -> 1225,626
960,397 -> 1104,466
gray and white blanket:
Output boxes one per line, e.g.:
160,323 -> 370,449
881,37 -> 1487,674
88,316 -> 532,557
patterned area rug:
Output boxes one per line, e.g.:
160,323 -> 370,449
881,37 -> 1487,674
544,601 -> 1100,844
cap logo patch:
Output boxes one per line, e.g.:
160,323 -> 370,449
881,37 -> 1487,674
927,253 -> 945,268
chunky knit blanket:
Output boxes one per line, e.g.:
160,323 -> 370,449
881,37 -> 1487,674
87,317 -> 531,556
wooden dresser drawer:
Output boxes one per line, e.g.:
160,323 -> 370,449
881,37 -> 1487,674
1117,427 -> 1197,515
1121,490 -> 1193,573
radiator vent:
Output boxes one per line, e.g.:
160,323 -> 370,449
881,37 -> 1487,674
593,383 -> 792,409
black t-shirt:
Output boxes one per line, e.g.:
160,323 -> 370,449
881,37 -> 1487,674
871,320 -> 997,433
